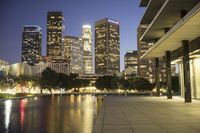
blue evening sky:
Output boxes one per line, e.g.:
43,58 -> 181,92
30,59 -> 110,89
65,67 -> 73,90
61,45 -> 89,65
0,0 -> 145,71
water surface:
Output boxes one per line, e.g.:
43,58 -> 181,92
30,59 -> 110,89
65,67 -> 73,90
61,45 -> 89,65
0,95 -> 103,133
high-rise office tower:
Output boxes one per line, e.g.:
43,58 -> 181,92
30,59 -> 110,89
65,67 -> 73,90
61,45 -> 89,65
46,11 -> 64,63
82,25 -> 93,74
63,36 -> 83,74
137,25 -> 155,82
21,25 -> 42,65
95,18 -> 120,75
124,50 -> 138,75
137,25 -> 167,83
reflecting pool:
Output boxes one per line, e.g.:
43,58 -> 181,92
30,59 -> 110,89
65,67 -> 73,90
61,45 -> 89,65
0,95 -> 103,133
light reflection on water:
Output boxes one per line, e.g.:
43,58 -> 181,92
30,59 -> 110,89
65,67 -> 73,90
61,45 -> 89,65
20,99 -> 27,129
4,100 -> 12,132
0,95 -> 103,133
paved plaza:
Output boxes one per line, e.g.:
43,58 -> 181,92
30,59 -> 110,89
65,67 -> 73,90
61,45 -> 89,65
93,96 -> 200,133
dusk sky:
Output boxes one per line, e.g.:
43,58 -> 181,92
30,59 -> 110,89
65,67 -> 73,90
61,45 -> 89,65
0,0 -> 145,71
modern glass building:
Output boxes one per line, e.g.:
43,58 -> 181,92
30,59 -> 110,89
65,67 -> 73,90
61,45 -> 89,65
124,50 -> 138,75
46,11 -> 64,63
137,25 -> 168,83
139,0 -> 200,101
82,25 -> 93,74
63,36 -> 83,75
21,25 -> 42,65
95,18 -> 120,75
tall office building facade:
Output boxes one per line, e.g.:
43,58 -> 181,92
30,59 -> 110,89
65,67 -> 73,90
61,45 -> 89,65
95,18 -> 120,75
63,36 -> 83,74
46,11 -> 64,63
82,25 -> 93,74
21,25 -> 42,65
137,25 -> 169,83
124,50 -> 138,75
137,25 -> 155,82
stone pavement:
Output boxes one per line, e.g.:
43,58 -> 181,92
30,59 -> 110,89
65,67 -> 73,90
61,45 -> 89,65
92,96 -> 200,133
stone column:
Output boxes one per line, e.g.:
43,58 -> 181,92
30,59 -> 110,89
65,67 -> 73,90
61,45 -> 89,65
182,40 -> 191,103
166,51 -> 172,99
155,58 -> 160,96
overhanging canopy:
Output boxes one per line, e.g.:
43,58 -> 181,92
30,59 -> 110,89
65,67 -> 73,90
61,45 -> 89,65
140,0 -> 200,42
141,2 -> 200,59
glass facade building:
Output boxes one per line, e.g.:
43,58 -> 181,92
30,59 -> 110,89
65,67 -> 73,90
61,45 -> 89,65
46,11 -> 64,63
137,25 -> 169,83
124,50 -> 138,75
21,25 -> 42,65
63,36 -> 83,74
95,18 -> 120,75
82,25 -> 93,74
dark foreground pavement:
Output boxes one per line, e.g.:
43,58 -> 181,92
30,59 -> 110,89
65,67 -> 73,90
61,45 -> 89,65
93,96 -> 200,133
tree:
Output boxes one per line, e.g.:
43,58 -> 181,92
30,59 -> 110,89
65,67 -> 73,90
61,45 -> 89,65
68,73 -> 79,91
133,78 -> 154,91
28,76 -> 40,93
0,77 -> 6,90
39,67 -> 58,94
95,76 -> 105,91
80,79 -> 90,88
15,75 -> 30,93
57,73 -> 70,93
95,75 -> 119,91
118,78 -> 129,90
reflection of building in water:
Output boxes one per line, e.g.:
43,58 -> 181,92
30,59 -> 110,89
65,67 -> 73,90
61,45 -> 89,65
82,95 -> 94,133
47,95 -> 96,133
1,95 -> 102,133
4,100 -> 12,131
20,99 -> 27,129
95,96 -> 104,115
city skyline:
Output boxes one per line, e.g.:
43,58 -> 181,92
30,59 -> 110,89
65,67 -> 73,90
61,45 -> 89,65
0,0 -> 145,71
1,0 -> 200,132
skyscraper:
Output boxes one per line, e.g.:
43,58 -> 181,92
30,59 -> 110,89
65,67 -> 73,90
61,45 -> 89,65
124,50 -> 138,75
82,25 -> 93,74
46,11 -> 64,63
137,25 -> 155,83
21,25 -> 42,65
63,36 -> 83,74
95,18 -> 120,75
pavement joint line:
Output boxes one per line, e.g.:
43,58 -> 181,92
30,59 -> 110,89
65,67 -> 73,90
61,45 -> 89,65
101,96 -> 106,133
119,105 -> 136,133
93,96 -> 200,133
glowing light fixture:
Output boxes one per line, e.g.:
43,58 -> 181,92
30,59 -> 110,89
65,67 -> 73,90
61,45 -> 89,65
83,25 -> 91,29
108,19 -> 119,25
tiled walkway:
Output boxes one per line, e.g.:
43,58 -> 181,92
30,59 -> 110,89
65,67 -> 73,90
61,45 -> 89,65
93,96 -> 200,133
